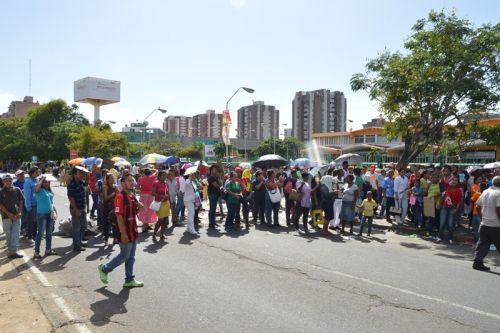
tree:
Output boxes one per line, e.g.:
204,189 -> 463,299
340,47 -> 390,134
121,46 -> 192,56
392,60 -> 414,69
477,124 -> 500,146
251,137 -> 304,160
178,143 -> 203,160
0,118 -> 31,162
69,126 -> 129,157
25,99 -> 89,161
351,10 -> 499,167
214,142 -> 230,160
145,137 -> 182,156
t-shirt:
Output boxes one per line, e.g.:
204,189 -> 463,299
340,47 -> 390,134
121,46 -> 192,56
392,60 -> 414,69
426,184 -> 441,198
252,179 -> 266,200
0,187 -> 24,219
359,199 -> 378,217
35,188 -> 53,214
67,179 -> 86,210
364,172 -> 378,189
412,186 -> 424,203
13,179 -> 25,193
296,180 -> 311,208
442,188 -> 462,208
476,186 -> 500,227
342,184 -> 358,202
471,191 -> 481,216
114,192 -> 139,242
208,175 -> 221,196
382,177 -> 395,198
225,181 -> 241,205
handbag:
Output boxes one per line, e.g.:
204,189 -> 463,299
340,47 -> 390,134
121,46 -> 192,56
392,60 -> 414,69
268,188 -> 282,203
150,200 -> 161,212
389,206 -> 402,216
51,206 -> 58,222
289,182 -> 305,201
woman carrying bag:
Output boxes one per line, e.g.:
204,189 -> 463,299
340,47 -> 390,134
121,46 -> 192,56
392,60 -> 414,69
151,170 -> 170,241
265,170 -> 283,227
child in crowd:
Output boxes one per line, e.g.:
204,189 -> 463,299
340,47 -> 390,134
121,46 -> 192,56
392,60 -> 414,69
357,191 -> 378,237
411,178 -> 425,228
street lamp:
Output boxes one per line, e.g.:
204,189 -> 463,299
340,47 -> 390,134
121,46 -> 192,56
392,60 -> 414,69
273,123 -> 288,155
343,119 -> 353,131
225,87 -> 254,162
142,106 -> 167,151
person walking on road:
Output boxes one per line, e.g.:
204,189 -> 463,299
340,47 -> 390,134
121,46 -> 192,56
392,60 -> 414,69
151,170 -> 170,241
137,168 -> 158,232
472,176 -> 500,271
182,167 -> 199,235
0,174 -> 24,259
98,174 -> 144,288
68,166 -> 89,252
34,175 -> 56,259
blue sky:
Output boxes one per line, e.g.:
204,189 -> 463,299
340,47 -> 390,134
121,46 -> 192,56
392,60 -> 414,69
0,0 -> 498,135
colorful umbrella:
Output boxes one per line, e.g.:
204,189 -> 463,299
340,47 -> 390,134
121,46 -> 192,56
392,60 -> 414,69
82,157 -> 103,167
157,156 -> 179,165
292,158 -> 312,168
139,153 -> 167,165
68,158 -> 84,165
181,162 -> 193,170
111,156 -> 126,163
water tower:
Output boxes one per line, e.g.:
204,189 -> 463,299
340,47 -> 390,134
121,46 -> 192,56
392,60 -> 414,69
74,77 -> 120,123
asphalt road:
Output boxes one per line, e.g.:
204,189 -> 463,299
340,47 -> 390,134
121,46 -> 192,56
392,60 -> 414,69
8,185 -> 500,332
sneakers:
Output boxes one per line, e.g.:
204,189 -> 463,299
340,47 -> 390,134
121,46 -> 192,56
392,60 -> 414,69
45,249 -> 57,256
98,264 -> 109,284
8,253 -> 24,259
123,279 -> 144,288
34,252 -> 42,259
472,262 -> 490,272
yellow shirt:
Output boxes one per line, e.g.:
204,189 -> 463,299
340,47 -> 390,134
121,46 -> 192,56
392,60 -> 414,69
359,199 -> 378,217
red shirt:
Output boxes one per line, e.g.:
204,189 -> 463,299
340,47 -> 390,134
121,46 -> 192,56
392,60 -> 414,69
114,192 -> 139,242
152,179 -> 169,201
442,188 -> 462,208
89,172 -> 97,192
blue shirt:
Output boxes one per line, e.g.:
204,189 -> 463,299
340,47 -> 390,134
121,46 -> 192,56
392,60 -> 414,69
67,179 -> 86,210
413,186 -> 424,203
13,179 -> 25,192
36,188 -> 54,214
382,177 -> 395,198
23,177 -> 37,210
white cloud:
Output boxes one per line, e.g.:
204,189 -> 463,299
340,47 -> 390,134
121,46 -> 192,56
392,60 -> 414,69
229,0 -> 247,9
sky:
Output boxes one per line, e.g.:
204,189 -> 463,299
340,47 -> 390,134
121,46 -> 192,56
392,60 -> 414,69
0,0 -> 498,136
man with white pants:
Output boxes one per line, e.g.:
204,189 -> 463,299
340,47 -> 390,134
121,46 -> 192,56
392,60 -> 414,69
394,168 -> 409,224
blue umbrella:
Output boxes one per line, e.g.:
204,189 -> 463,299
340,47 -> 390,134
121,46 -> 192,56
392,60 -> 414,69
82,157 -> 103,167
156,155 -> 178,165
292,158 -> 312,168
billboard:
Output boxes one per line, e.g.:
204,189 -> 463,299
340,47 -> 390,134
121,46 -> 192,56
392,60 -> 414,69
204,144 -> 215,158
74,77 -> 120,104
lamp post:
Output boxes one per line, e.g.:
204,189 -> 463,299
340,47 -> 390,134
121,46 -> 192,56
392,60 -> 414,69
225,87 -> 254,163
142,106 -> 167,153
273,123 -> 287,155
343,119 -> 353,132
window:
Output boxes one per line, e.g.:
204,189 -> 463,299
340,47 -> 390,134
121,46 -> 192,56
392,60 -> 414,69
365,135 -> 375,143
354,135 -> 364,143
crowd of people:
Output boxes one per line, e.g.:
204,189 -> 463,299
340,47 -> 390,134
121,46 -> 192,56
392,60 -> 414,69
1,160 -> 500,287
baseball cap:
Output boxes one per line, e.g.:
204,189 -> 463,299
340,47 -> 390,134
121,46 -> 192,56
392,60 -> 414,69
75,165 -> 90,173
15,170 -> 25,176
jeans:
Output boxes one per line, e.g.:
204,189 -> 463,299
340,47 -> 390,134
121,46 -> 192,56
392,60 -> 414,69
103,240 -> 137,282
396,195 -> 408,223
235,197 -> 249,225
71,209 -> 87,249
217,195 -> 225,216
439,206 -> 455,241
97,201 -> 103,227
385,197 -> 395,220
90,192 -> 99,216
225,202 -> 240,228
35,213 -> 53,253
265,194 -> 280,226
471,214 -> 481,242
254,196 -> 265,224
2,218 -> 21,253
413,202 -> 424,227
359,216 -> 373,235
208,193 -> 219,227
26,207 -> 38,239
474,225 -> 500,264
176,192 -> 185,220
285,198 -> 295,225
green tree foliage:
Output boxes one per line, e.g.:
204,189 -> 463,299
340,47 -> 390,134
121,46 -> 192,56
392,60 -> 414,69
69,126 -> 129,158
145,137 -> 182,156
476,124 -> 500,146
178,143 -> 203,160
351,10 -> 499,167
251,137 -> 304,160
0,118 -> 31,162
214,142 -> 230,160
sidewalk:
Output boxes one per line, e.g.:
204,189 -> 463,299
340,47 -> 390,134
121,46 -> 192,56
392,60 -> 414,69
0,223 -> 53,333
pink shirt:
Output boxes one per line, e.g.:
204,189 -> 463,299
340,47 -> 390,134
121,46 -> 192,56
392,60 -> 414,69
138,175 -> 156,194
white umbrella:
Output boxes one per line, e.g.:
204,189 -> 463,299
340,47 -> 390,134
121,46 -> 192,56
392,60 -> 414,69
239,162 -> 251,170
483,161 -> 500,169
184,166 -> 199,176
333,153 -> 363,166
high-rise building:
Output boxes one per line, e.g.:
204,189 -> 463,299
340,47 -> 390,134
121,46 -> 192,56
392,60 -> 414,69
237,101 -> 279,140
163,110 -> 223,138
163,115 -> 192,137
284,128 -> 293,138
1,96 -> 40,118
292,89 -> 347,141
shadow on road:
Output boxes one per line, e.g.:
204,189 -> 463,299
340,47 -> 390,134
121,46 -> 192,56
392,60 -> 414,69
37,245 -> 80,272
143,239 -> 168,253
90,287 -> 130,327
179,232 -> 200,245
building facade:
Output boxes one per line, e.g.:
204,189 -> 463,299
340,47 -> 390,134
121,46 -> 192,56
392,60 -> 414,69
284,128 -> 293,138
122,122 -> 166,144
292,89 -> 347,142
237,101 -> 279,141
163,110 -> 223,139
1,96 -> 40,118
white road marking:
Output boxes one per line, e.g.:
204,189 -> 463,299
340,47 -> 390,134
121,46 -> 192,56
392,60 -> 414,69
268,251 -> 500,321
19,250 -> 93,333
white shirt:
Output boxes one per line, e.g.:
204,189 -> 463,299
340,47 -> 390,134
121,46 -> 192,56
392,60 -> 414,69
364,172 -> 378,189
183,179 -> 196,203
131,165 -> 139,176
477,186 -> 500,227
177,176 -> 186,193
394,176 -> 409,197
